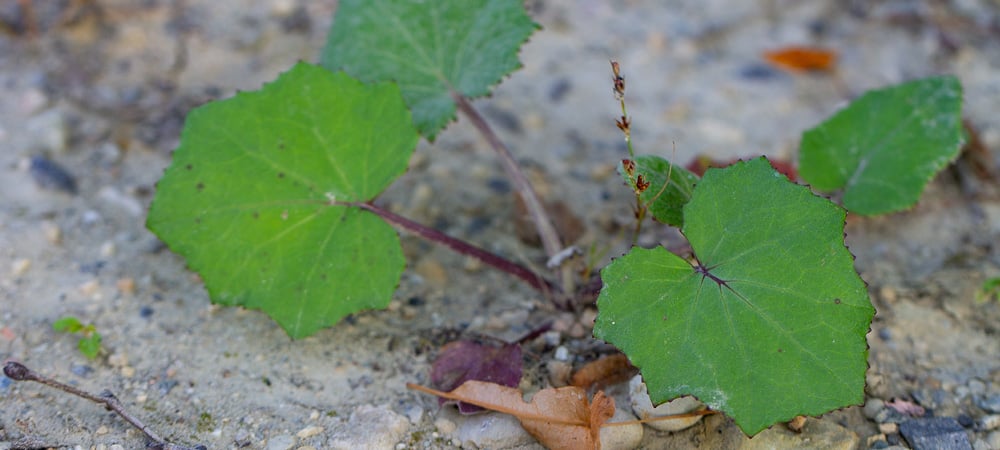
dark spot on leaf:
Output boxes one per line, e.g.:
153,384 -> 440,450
278,172 -> 285,178
834,298 -> 841,304
185,164 -> 193,170
194,217 -> 201,224
320,273 -> 327,281
252,211 -> 259,219
662,316 -> 668,321
196,182 -> 204,191
778,348 -> 784,353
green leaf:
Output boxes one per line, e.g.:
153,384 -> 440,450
320,0 -> 539,140
78,333 -> 102,360
53,316 -> 83,333
619,155 -> 699,227
147,63 -> 419,339
799,76 -> 964,215
594,158 -> 874,436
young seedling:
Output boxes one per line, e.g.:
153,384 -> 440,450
976,277 -> 1000,303
141,0 -> 967,437
52,316 -> 102,360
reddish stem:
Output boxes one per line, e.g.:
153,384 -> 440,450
355,202 -> 558,295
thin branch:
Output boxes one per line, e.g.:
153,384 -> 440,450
3,361 -> 205,450
451,92 -> 563,259
355,202 -> 558,295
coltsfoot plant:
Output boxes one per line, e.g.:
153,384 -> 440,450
147,0 -> 964,435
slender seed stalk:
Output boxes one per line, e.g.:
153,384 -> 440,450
451,92 -> 563,260
611,60 -> 646,245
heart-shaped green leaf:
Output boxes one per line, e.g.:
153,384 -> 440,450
594,157 -> 874,435
147,63 -> 419,339
320,0 -> 539,140
619,155 -> 699,227
799,76 -> 964,215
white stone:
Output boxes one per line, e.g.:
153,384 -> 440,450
629,375 -> 705,432
600,406 -> 644,450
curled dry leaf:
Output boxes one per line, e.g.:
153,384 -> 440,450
570,354 -> 636,391
430,340 -> 522,413
763,46 -> 838,72
408,380 -> 614,450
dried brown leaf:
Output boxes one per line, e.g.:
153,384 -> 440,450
408,380 -> 615,450
570,354 -> 636,391
763,46 -> 838,72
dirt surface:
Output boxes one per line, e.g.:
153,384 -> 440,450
2,1 -> 1000,449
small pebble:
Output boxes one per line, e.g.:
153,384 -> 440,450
139,306 -> 154,318
70,364 -> 93,377
296,426 -> 323,439
414,259 -> 447,288
957,414 -> 974,428
981,415 -> 1000,431
864,398 -> 886,419
434,417 -> 456,435
879,286 -> 897,303
554,346 -> 569,361
100,241 -> 116,258
29,156 -> 77,194
121,366 -> 135,378
968,379 -> 987,396
879,422 -> 899,434
96,425 -> 109,435
877,327 -> 892,341
739,63 -> 779,80
866,433 -> 888,448
158,379 -> 179,395
265,434 -> 295,450
975,394 -> 1000,413
80,280 -> 101,298
108,352 -> 129,368
42,221 -> 62,244
11,258 -> 31,277
117,278 -> 136,295
548,78 -> 571,102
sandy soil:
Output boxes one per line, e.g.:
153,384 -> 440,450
2,1 -> 999,449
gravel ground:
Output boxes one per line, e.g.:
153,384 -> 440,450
2,1 -> 1000,449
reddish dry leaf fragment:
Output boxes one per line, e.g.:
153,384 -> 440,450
685,155 -> 798,180
431,340 -> 522,414
886,398 -> 926,417
570,354 -> 636,391
408,380 -> 615,450
763,46 -> 838,72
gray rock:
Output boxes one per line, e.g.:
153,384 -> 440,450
265,434 -> 295,450
899,417 -> 972,450
864,398 -> 886,419
975,394 -> 1000,414
328,404 -> 409,450
447,409 -> 534,449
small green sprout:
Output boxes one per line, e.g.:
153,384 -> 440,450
52,316 -> 102,360
976,277 -> 1000,303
